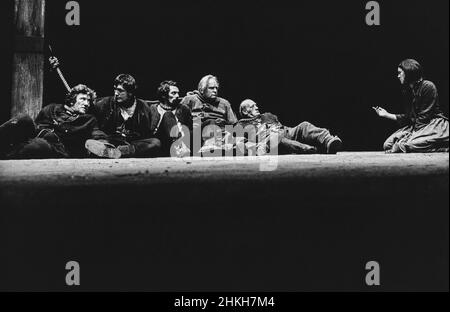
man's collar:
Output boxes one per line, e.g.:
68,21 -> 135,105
158,102 -> 175,111
239,114 -> 261,122
198,93 -> 218,105
157,103 -> 177,115
117,97 -> 137,109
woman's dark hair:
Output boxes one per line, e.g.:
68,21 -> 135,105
65,84 -> 97,106
399,59 -> 423,84
114,74 -> 137,93
157,80 -> 177,102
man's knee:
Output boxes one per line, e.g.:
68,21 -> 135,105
0,114 -> 36,140
15,138 -> 55,159
132,138 -> 162,157
298,121 -> 313,129
149,138 -> 162,149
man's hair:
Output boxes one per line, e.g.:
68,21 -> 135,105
65,84 -> 96,107
114,74 -> 137,93
399,59 -> 423,84
157,80 -> 178,102
198,75 -> 219,95
239,99 -> 255,118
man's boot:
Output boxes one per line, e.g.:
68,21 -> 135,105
325,136 -> 343,154
85,139 -> 122,159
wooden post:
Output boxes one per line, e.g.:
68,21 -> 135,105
11,0 -> 46,119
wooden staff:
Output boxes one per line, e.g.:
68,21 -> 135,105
48,45 -> 71,92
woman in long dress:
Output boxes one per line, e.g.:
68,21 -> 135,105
373,59 -> 449,153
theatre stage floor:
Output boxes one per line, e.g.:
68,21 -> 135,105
0,152 -> 448,291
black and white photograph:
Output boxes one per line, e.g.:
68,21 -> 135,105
0,0 -> 448,299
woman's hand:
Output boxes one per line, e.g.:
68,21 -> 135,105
372,106 -> 389,118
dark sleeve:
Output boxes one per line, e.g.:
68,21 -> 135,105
180,104 -> 193,131
89,117 -> 108,140
396,82 -> 439,127
395,113 -> 410,127
225,102 -> 238,125
59,114 -> 102,139
91,97 -> 111,128
415,81 -> 439,124
35,106 -> 55,130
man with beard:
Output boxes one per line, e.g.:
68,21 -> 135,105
237,99 -> 343,155
180,74 -> 238,155
0,84 -> 104,159
86,74 -> 161,158
148,80 -> 192,157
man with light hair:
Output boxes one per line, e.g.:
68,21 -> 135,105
237,99 -> 343,155
180,74 -> 237,154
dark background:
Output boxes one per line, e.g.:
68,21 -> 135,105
1,1 -> 448,292
3,0 -> 450,150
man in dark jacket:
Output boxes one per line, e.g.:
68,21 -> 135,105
237,99 -> 343,155
86,74 -> 161,158
148,80 -> 192,157
0,84 -> 104,159
180,74 -> 237,155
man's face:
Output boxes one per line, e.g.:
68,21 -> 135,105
71,93 -> 90,114
245,101 -> 260,118
397,67 -> 406,85
203,79 -> 219,100
167,86 -> 180,105
114,84 -> 132,104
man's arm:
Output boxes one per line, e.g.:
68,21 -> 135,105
34,105 -> 56,130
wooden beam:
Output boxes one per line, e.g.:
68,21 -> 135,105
11,0 -> 46,119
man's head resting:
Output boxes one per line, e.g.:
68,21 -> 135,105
65,84 -> 96,114
240,99 -> 261,118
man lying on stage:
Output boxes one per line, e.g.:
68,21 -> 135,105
147,80 -> 192,157
373,59 -> 449,153
85,74 -> 162,158
0,84 -> 105,159
180,75 -> 238,155
236,99 -> 343,155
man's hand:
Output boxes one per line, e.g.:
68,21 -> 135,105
372,106 -> 389,118
49,56 -> 60,69
185,90 -> 197,96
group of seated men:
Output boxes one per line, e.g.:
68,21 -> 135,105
0,70 -> 343,159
